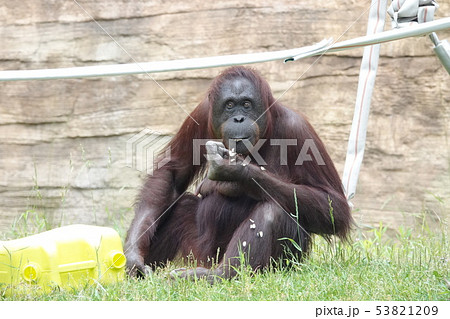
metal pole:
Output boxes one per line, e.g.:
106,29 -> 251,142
429,32 -> 450,74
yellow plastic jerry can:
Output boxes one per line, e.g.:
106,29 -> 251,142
0,224 -> 126,294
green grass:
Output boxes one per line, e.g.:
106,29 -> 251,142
1,220 -> 448,301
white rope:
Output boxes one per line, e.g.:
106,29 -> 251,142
0,18 -> 448,81
0,40 -> 332,81
289,17 -> 449,60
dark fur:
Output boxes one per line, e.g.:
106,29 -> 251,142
125,66 -> 352,281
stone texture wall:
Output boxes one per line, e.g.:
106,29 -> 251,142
0,1 -> 449,234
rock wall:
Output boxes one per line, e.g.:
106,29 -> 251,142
0,1 -> 449,235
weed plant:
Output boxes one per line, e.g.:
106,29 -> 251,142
1,215 -> 448,301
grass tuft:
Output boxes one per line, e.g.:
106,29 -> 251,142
1,219 -> 448,301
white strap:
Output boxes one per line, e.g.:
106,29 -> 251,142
388,0 -> 439,28
342,0 -> 388,201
